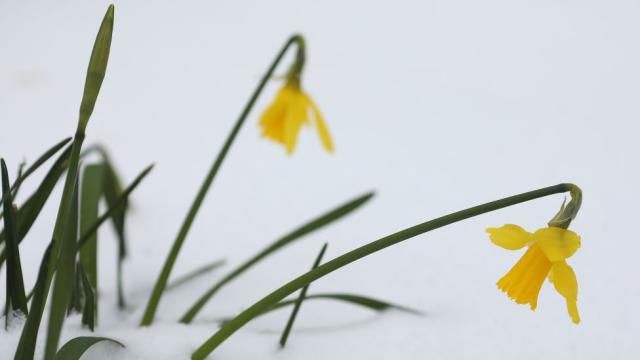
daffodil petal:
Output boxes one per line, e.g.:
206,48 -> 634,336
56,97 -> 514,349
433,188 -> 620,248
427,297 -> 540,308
260,94 -> 284,128
283,94 -> 307,154
305,94 -> 334,153
486,224 -> 532,250
551,261 -> 580,324
259,82 -> 331,154
260,85 -> 296,145
534,227 -> 581,262
260,107 -> 286,144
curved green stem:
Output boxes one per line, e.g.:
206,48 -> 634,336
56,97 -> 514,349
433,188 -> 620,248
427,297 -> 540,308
140,35 -> 305,326
192,183 -> 581,359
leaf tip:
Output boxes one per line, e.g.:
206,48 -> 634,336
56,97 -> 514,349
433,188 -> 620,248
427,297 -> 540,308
106,4 -> 115,18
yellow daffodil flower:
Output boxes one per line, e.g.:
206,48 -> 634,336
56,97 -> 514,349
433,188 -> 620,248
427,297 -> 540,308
487,224 -> 581,324
260,80 -> 334,154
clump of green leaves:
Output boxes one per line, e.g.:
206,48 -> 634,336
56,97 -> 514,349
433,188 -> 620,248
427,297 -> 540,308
3,5 -> 404,358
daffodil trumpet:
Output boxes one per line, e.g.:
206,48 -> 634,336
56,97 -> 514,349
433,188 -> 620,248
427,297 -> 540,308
193,183 -> 583,359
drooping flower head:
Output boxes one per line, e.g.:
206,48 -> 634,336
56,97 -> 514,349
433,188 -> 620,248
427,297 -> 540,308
487,225 -> 581,324
487,185 -> 583,324
259,35 -> 334,154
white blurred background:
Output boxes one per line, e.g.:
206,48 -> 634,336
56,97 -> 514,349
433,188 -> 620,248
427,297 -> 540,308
1,1 -> 638,359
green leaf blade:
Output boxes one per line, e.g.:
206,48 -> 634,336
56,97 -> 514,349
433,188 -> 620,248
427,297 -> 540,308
80,145 -> 129,308
0,137 -> 71,209
79,163 -> 105,304
102,162 -> 128,308
78,5 -> 114,129
67,262 -> 84,315
54,336 -> 124,360
14,241 -> 54,360
76,164 -> 153,250
27,6 -> 116,359
279,243 -> 328,347
217,293 -> 421,325
0,145 -> 71,267
272,293 -> 422,315
180,191 -> 375,323
45,177 -> 80,359
78,264 -> 96,331
1,159 -> 28,322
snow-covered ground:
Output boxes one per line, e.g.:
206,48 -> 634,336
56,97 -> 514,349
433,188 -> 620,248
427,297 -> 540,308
1,1 -> 639,359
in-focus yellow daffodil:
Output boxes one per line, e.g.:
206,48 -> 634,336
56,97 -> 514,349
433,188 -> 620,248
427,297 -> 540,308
487,224 -> 581,324
260,79 -> 334,154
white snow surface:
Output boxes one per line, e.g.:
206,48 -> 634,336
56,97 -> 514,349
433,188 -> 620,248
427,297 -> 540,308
1,0 -> 639,359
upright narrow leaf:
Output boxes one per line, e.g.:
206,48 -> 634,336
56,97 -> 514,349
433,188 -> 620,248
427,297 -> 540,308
41,7 -> 114,358
11,161 -> 25,200
67,262 -> 84,314
0,137 -> 71,209
279,243 -> 327,347
78,6 -> 114,130
78,264 -> 96,330
76,164 -> 153,250
0,146 -> 71,267
80,145 -> 129,308
79,164 -> 104,302
14,242 -> 54,360
103,164 -> 128,308
1,160 -> 28,324
45,178 -> 79,358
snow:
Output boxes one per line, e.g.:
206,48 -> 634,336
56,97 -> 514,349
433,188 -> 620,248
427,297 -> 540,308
1,0 -> 639,359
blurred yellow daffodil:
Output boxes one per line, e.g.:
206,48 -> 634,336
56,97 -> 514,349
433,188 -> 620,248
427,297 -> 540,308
487,224 -> 581,324
260,80 -> 334,154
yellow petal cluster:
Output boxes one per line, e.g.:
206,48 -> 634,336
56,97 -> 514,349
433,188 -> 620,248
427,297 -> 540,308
260,82 -> 334,154
487,224 -> 581,324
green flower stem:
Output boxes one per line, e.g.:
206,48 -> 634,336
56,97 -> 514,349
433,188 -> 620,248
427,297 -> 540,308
140,35 -> 305,326
192,183 -> 581,359
287,35 -> 305,84
548,183 -> 582,229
